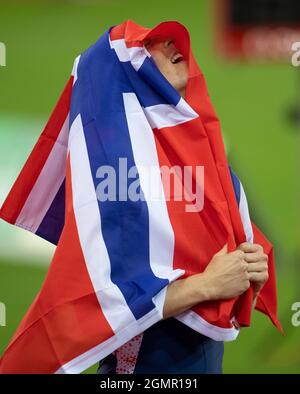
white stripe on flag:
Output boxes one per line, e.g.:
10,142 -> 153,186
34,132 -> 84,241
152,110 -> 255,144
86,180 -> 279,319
16,114 -> 69,233
68,114 -> 136,333
143,98 -> 199,129
123,92 -> 186,314
109,37 -> 148,71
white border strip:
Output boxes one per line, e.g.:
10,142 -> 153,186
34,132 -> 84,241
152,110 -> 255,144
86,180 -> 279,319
71,55 -> 81,84
239,181 -> 254,243
175,310 -> 239,342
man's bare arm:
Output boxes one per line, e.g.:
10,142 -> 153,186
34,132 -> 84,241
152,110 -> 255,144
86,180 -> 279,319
162,273 -> 209,320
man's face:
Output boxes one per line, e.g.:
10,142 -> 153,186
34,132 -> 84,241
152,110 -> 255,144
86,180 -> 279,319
143,35 -> 188,98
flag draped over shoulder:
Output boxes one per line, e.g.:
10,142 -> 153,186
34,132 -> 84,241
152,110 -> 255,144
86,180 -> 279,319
0,20 -> 283,374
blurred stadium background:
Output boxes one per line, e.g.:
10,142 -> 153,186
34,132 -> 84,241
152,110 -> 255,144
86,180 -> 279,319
0,0 -> 299,373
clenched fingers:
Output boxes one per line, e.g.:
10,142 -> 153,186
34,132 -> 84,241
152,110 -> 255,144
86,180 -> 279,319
237,242 -> 263,253
248,271 -> 269,282
244,251 -> 268,263
246,262 -> 268,272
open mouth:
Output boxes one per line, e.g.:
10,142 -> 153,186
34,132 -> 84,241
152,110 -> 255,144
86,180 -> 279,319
171,52 -> 184,64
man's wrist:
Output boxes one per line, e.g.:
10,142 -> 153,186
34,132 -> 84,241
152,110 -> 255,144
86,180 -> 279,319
186,272 -> 213,304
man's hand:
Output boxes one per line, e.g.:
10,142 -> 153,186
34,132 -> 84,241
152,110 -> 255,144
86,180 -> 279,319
237,242 -> 269,298
162,242 -> 268,320
202,244 -> 250,300
162,243 -> 250,319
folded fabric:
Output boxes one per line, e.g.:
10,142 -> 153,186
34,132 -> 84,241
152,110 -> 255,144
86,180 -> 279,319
0,19 -> 283,374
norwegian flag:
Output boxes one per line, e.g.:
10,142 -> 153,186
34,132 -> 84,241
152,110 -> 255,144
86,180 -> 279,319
0,20 -> 282,374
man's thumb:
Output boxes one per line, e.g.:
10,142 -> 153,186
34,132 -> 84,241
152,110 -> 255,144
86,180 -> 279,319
216,243 -> 228,255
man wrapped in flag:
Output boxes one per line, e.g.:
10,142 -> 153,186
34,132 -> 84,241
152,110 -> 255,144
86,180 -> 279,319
0,20 -> 283,374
